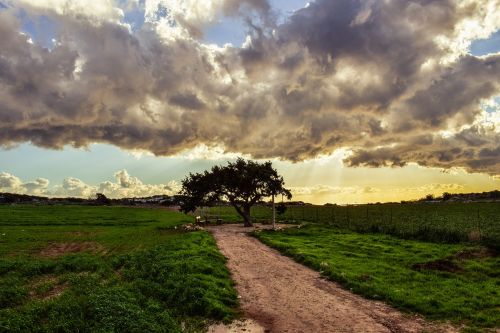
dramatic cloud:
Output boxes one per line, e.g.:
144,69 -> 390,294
0,0 -> 499,174
0,170 -> 179,198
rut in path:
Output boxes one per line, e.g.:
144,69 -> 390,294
207,224 -> 457,333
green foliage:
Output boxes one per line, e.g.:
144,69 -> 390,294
85,288 -> 180,332
204,202 -> 500,247
179,158 -> 292,225
0,205 -> 237,332
276,202 -> 287,215
255,224 -> 500,331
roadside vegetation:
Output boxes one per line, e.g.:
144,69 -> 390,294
0,205 -> 238,332
202,202 -> 500,248
255,224 -> 499,331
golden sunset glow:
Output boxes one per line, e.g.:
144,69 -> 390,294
0,0 -> 499,203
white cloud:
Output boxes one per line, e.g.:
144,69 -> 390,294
96,171 -> 180,198
16,0 -> 124,22
0,172 -> 49,195
21,178 -> 50,195
177,144 -> 247,160
0,172 -> 23,189
53,177 -> 96,198
436,0 -> 500,62
0,170 -> 179,198
114,169 -> 142,188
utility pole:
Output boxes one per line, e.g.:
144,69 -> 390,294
272,194 -> 276,229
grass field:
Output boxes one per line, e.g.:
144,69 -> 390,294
0,205 -> 238,332
2,204 -> 498,332
255,224 -> 500,331
201,202 -> 500,247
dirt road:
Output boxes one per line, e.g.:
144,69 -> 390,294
207,224 -> 456,333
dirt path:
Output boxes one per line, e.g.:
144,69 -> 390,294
207,224 -> 457,333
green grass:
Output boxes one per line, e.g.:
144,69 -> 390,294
0,205 -> 238,332
255,224 -> 500,331
202,202 -> 500,247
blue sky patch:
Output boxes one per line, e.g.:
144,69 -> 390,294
470,29 -> 500,56
18,9 -> 58,49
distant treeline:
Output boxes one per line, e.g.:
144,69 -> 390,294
0,192 -> 177,206
416,190 -> 500,203
1,190 -> 499,206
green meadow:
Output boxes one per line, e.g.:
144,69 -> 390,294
1,203 -> 499,332
0,205 -> 238,332
203,202 -> 500,247
255,224 -> 500,331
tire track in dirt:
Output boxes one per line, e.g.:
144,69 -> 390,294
207,224 -> 457,333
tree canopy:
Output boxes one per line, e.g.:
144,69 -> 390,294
179,158 -> 292,226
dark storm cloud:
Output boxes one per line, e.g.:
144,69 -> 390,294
346,126 -> 500,174
0,0 -> 499,175
394,54 -> 500,130
169,92 -> 206,110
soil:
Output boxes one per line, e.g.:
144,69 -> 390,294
412,259 -> 462,273
29,275 -> 68,300
39,242 -> 104,257
412,246 -> 498,273
208,319 -> 266,333
453,247 -> 498,260
207,224 -> 458,333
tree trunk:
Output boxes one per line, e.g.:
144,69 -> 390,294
232,203 -> 253,227
242,205 -> 252,227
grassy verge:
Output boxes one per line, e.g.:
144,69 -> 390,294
202,203 -> 500,247
254,224 -> 499,331
0,205 -> 238,332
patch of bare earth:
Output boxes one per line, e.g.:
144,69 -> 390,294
39,242 -> 105,257
208,319 -> 266,333
207,224 -> 458,333
453,247 -> 497,260
29,275 -> 68,301
412,259 -> 462,273
412,247 -> 498,273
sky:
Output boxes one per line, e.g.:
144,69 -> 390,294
0,0 -> 499,204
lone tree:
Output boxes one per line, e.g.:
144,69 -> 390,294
179,158 -> 292,227
94,193 -> 111,205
